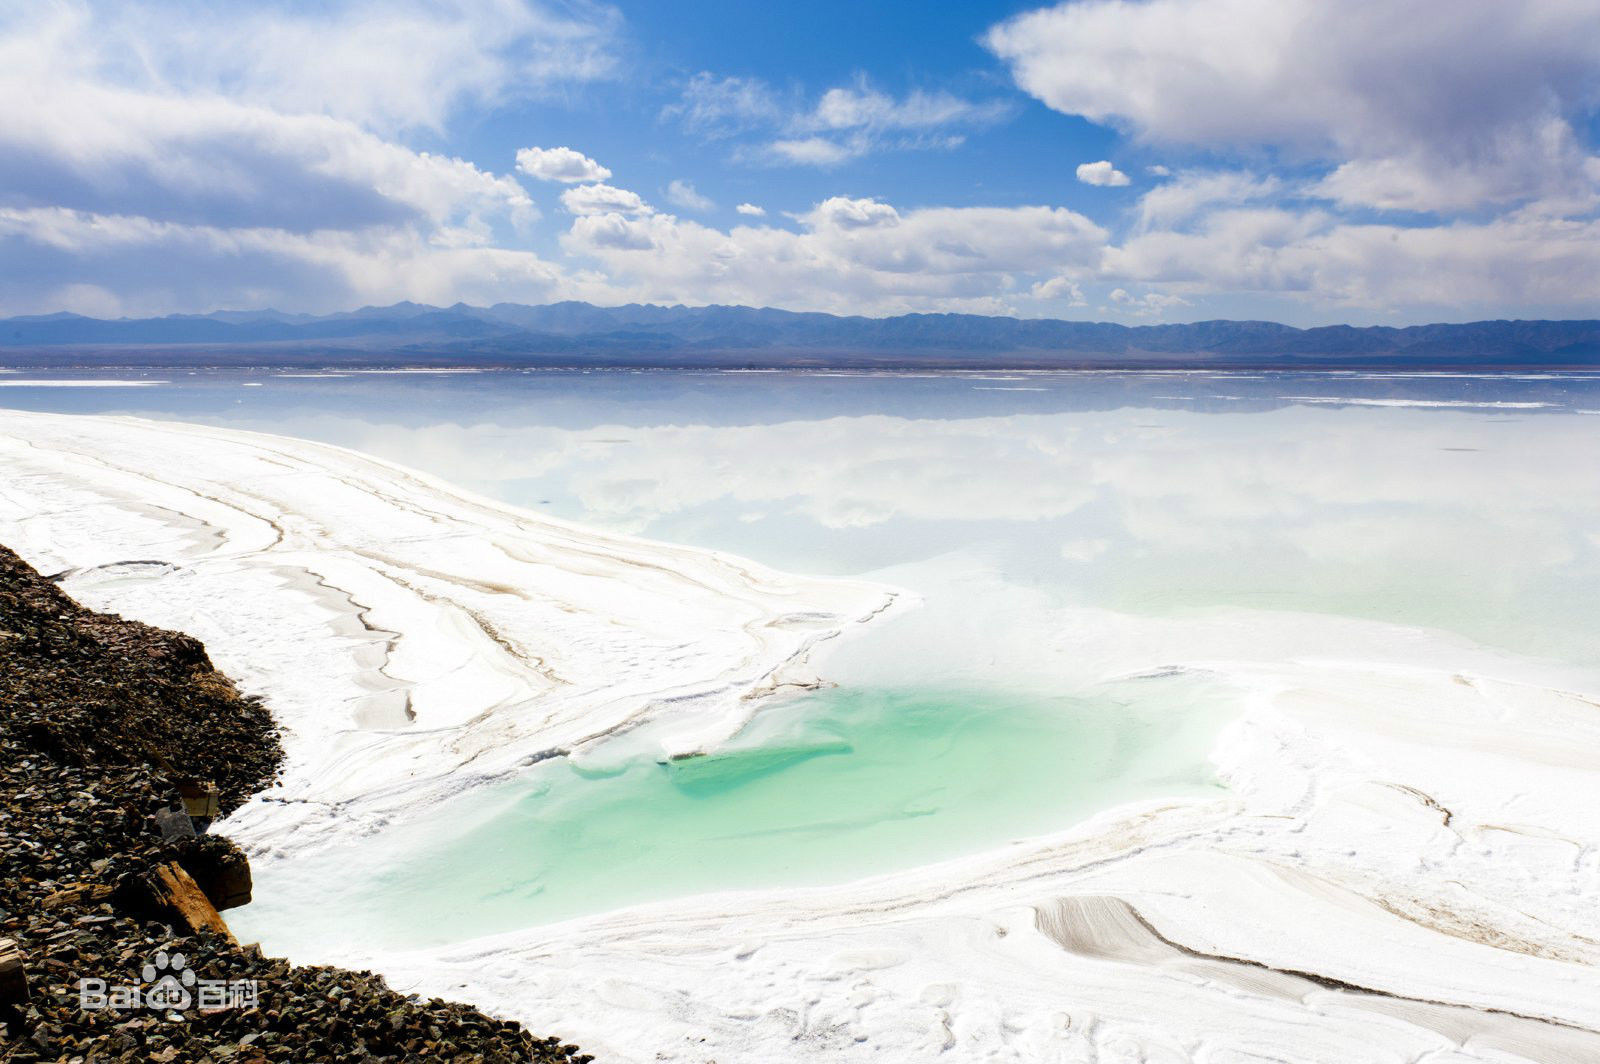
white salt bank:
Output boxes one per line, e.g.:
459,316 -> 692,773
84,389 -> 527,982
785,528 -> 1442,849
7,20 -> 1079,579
2,370 -> 1598,1063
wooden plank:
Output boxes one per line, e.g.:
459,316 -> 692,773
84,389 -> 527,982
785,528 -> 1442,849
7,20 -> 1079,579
146,862 -> 236,944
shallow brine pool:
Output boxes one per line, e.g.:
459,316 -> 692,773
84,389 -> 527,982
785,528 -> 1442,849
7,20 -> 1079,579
232,676 -> 1226,949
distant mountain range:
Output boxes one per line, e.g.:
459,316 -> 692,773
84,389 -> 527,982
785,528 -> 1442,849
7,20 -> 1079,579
3,301 -> 1599,369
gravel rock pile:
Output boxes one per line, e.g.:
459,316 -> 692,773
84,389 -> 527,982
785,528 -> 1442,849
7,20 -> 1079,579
0,545 -> 591,1063
0,547 -> 280,813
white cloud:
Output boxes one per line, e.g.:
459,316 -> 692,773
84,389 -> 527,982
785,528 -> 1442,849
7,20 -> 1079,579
810,197 -> 902,231
560,184 -> 653,217
665,180 -> 714,212
971,0 -> 1600,318
666,72 -> 785,137
559,194 -> 1108,315
569,213 -> 657,251
0,85 -> 538,236
44,0 -> 621,136
0,0 -> 618,315
674,71 -> 1010,168
1103,207 -> 1600,313
1310,147 -> 1600,214
1136,170 -> 1281,230
805,80 -> 1011,133
0,11 -> 536,235
0,3 -> 1121,323
987,0 -> 1600,213
0,205 -> 568,317
1108,287 -> 1191,316
772,80 -> 1010,167
766,136 -> 862,167
5,0 -> 1598,325
1076,161 -> 1130,187
516,146 -> 611,183
1029,276 -> 1086,305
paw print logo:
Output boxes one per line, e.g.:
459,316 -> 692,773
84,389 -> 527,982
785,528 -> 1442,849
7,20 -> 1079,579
141,951 -> 196,1013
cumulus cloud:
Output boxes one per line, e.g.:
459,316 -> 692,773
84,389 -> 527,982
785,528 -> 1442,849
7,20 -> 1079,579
987,0 -> 1600,213
1029,276 -> 1086,305
1102,207 -> 1600,314
0,206 -> 568,317
516,146 -> 612,183
559,194 -> 1108,315
1108,287 -> 1191,316
1136,170 -> 1281,230
965,0 -> 1600,318
0,11 -> 536,236
810,196 -> 902,230
0,0 -> 1114,323
569,212 -> 657,251
0,82 -> 537,235
1310,149 -> 1600,214
560,184 -> 653,216
1076,161 -> 1130,187
0,0 -> 618,315
665,180 -> 714,212
6,0 -> 1599,325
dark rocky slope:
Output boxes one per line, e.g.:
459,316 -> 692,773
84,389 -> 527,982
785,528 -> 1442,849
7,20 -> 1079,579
0,544 -> 590,1062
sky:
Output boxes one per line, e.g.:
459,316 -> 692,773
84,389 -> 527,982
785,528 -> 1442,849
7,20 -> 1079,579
2,0 -> 1598,326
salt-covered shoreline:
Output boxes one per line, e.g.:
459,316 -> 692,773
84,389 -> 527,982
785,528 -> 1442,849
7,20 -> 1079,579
4,409 -> 1599,1063
0,410 -> 900,852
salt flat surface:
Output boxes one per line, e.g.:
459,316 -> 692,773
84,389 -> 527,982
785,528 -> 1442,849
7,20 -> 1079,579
3,405 -> 1600,1062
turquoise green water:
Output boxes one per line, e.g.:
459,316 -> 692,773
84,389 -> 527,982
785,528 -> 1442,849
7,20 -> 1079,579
236,678 -> 1225,950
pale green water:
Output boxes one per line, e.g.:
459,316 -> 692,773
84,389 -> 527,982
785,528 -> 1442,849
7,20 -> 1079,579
235,678 -> 1225,949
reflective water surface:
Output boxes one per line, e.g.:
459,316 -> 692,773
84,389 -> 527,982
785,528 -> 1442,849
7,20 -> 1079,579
7,368 -> 1599,946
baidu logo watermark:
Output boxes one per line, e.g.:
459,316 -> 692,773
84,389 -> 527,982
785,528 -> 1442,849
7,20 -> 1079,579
78,951 -> 258,1016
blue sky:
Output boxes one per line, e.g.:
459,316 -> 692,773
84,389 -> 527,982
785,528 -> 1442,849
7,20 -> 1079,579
2,0 -> 1598,325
